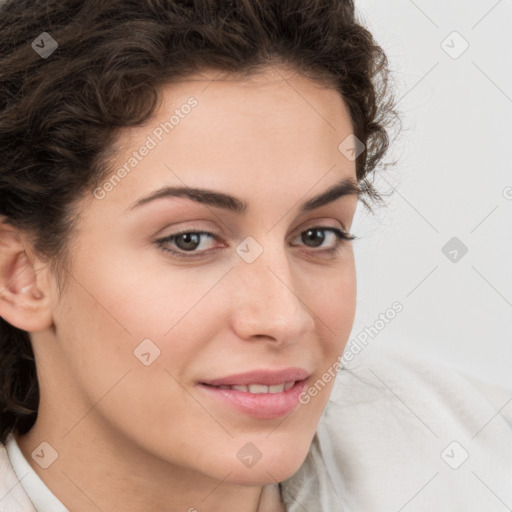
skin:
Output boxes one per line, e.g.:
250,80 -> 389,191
0,65 -> 359,512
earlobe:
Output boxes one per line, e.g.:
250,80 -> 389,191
0,223 -> 53,332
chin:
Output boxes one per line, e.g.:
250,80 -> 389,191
215,441 -> 312,486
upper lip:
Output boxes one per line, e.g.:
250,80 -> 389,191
200,367 -> 310,387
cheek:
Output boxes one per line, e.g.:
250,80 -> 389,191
52,270 -> 214,447
64,243 -> 189,338
311,254 -> 357,357
52,245 -> 229,402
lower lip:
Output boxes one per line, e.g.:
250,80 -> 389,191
197,379 -> 308,419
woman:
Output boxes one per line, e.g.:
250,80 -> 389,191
0,1 -> 510,511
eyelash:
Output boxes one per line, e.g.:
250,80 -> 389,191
155,226 -> 358,259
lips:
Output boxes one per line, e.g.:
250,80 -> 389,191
214,382 -> 296,393
200,367 -> 310,387
198,367 -> 311,418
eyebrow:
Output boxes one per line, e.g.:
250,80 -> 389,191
126,177 -> 361,215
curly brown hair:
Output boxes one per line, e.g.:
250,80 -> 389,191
0,0 -> 400,446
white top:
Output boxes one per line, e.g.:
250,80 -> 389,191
2,433 -> 68,512
1,340 -> 511,511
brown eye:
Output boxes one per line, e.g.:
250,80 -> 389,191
174,232 -> 202,251
156,230 -> 220,258
301,228 -> 327,248
293,226 -> 356,252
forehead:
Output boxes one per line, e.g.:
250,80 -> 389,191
116,65 -> 353,154
82,65 -> 357,218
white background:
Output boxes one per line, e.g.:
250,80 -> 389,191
347,0 -> 512,389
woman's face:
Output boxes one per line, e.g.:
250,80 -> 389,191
34,66 -> 359,485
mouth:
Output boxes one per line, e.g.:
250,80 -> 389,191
199,367 -> 310,388
202,381 -> 297,393
197,371 -> 310,419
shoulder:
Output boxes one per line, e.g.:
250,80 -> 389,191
0,434 -> 37,512
281,341 -> 512,512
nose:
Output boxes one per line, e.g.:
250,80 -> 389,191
230,243 -> 316,346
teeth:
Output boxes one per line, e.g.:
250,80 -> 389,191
248,384 -> 270,393
215,381 -> 296,393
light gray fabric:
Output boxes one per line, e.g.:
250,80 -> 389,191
281,341 -> 512,511
0,438 -> 38,511
1,341 -> 511,511
0,431 -> 66,512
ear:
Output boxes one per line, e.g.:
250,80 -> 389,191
0,220 -> 54,332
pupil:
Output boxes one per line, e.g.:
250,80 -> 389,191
303,228 -> 324,247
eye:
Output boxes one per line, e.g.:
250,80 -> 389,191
155,226 -> 357,259
155,230 -> 220,258
291,226 -> 356,255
